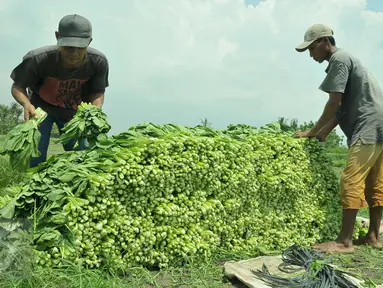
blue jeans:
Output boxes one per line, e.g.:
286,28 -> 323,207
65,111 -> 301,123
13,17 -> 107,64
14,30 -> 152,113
30,114 -> 87,168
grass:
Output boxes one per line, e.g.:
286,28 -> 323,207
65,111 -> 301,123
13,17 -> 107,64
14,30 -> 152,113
332,246 -> 383,286
0,136 -> 382,287
0,263 -> 233,288
0,157 -> 24,189
0,237 -> 250,288
47,138 -> 65,155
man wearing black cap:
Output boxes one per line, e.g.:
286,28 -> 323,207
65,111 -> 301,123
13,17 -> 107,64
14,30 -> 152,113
10,14 -> 109,167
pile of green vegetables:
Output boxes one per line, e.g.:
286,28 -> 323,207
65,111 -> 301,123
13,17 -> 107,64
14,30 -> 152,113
0,118 -> 343,269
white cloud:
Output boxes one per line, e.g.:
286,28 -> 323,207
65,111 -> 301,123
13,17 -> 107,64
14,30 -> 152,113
1,0 -> 383,136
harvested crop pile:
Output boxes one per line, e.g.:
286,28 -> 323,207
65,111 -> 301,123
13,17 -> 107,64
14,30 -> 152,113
0,122 -> 341,269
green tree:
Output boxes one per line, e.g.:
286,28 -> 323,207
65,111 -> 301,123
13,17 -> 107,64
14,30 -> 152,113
200,117 -> 212,128
277,117 -> 298,131
0,102 -> 23,134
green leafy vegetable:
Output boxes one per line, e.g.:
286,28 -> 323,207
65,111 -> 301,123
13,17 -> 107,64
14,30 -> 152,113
0,107 -> 47,171
59,102 -> 111,149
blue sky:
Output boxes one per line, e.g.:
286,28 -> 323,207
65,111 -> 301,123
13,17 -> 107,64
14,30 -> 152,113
367,0 -> 383,11
1,0 -> 383,137
245,0 -> 383,11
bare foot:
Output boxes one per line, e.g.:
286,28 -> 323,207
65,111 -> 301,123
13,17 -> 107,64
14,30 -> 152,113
353,235 -> 382,249
312,241 -> 355,253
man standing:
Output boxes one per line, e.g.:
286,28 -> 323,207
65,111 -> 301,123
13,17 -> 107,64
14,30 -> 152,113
295,24 -> 383,252
10,14 -> 109,167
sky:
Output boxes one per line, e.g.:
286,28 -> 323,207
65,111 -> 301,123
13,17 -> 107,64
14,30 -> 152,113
1,0 -> 383,136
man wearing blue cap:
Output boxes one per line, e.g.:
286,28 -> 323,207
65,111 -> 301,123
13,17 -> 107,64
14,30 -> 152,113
10,14 -> 109,167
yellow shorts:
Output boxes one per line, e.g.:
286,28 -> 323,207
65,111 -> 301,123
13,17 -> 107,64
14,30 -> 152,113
340,140 -> 383,209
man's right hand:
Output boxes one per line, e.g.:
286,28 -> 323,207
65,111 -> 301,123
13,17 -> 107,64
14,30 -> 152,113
316,134 -> 326,142
315,129 -> 329,142
23,103 -> 37,121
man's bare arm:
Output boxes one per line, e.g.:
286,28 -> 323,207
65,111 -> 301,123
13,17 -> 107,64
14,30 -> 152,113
11,83 -> 31,108
310,92 -> 342,135
88,93 -> 104,108
316,116 -> 338,141
11,83 -> 36,120
319,116 -> 338,134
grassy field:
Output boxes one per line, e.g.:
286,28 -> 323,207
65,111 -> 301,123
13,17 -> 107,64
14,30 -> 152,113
0,136 -> 382,287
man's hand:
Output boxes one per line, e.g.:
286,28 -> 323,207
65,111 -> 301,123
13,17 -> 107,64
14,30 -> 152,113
315,116 -> 339,143
11,84 -> 37,121
23,103 -> 36,121
315,130 -> 328,142
295,129 -> 316,138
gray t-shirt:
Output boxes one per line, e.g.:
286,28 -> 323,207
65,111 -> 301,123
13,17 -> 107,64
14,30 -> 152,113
319,49 -> 383,147
10,45 -> 109,121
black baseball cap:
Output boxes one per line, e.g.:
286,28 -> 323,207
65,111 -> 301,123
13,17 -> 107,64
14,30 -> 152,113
57,14 -> 92,48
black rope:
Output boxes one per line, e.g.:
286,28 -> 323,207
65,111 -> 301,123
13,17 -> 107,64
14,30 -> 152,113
251,244 -> 359,288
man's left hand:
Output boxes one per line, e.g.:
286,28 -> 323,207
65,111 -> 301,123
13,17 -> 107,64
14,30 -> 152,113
295,129 -> 316,138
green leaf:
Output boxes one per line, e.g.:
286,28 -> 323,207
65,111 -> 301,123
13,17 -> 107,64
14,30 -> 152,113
19,189 -> 36,198
46,189 -> 67,201
9,143 -> 33,171
0,219 -> 24,232
19,121 -> 35,132
0,197 -> 16,219
12,135 -> 27,151
27,128 -> 34,143
32,130 -> 42,157
35,229 -> 61,244
24,196 -> 35,204
92,118 -> 102,127
50,213 -> 67,225
58,172 -> 78,183
79,121 -> 86,132
74,180 -> 89,196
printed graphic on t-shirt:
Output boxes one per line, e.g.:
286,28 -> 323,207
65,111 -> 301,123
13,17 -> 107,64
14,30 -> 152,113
39,77 -> 88,109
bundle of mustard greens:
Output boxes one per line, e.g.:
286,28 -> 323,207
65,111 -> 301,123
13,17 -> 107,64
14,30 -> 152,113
0,107 -> 47,171
59,102 -> 111,149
